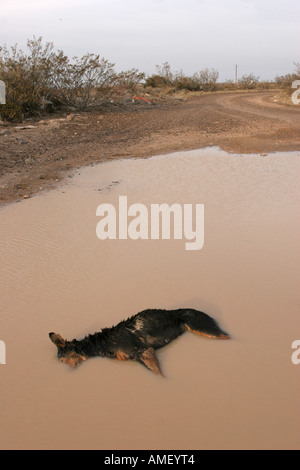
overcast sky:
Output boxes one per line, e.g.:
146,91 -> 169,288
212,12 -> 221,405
1,0 -> 299,80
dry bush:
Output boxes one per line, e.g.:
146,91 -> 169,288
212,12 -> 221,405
145,74 -> 170,88
0,37 -> 146,121
217,80 -> 236,91
275,64 -> 300,92
256,80 -> 275,90
238,73 -> 260,89
172,70 -> 200,91
146,64 -> 219,92
112,69 -> 146,97
145,62 -> 174,88
192,68 -> 219,91
50,53 -> 116,110
0,37 -> 59,121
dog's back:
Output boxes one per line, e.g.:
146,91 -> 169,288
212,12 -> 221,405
105,308 -> 229,356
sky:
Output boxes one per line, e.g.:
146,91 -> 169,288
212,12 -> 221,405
1,0 -> 299,81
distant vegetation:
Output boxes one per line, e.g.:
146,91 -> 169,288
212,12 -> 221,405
274,63 -> 300,92
146,62 -> 279,92
145,62 -> 220,91
0,37 -> 299,122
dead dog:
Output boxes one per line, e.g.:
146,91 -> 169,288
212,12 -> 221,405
49,308 -> 230,376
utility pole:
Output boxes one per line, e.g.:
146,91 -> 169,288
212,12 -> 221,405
235,64 -> 238,86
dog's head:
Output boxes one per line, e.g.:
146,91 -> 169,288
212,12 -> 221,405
49,332 -> 87,368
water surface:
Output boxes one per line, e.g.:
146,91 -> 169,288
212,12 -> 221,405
0,147 -> 299,450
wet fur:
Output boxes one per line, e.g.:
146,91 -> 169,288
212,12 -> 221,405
49,308 -> 230,376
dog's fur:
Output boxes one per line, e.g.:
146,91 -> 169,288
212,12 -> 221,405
49,308 -> 230,376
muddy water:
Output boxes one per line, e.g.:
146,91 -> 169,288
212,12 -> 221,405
0,147 -> 299,450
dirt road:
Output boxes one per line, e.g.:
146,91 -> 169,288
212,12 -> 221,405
0,90 -> 299,205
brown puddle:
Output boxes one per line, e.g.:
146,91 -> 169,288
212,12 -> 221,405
0,147 -> 299,450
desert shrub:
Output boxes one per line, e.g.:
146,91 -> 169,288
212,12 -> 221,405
217,79 -> 236,91
145,62 -> 174,88
0,37 -> 60,120
146,65 -> 220,92
275,72 -> 300,91
171,70 -> 200,91
173,75 -> 200,91
272,63 -> 300,102
0,37 -> 145,120
145,74 -> 170,88
192,68 -> 219,92
155,62 -> 174,84
50,53 -> 116,109
256,80 -> 274,90
113,69 -> 146,94
0,102 -> 23,122
238,73 -> 260,89
173,68 -> 220,92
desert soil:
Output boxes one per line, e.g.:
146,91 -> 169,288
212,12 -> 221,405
0,90 -> 299,205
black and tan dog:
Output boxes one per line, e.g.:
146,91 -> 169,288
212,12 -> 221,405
49,308 -> 230,376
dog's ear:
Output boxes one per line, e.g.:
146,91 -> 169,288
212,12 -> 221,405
49,332 -> 67,348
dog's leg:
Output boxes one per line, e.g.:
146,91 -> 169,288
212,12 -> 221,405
115,349 -> 130,361
138,348 -> 163,377
180,309 -> 230,339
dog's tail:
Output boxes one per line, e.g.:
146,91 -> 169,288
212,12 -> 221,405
178,309 -> 230,339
